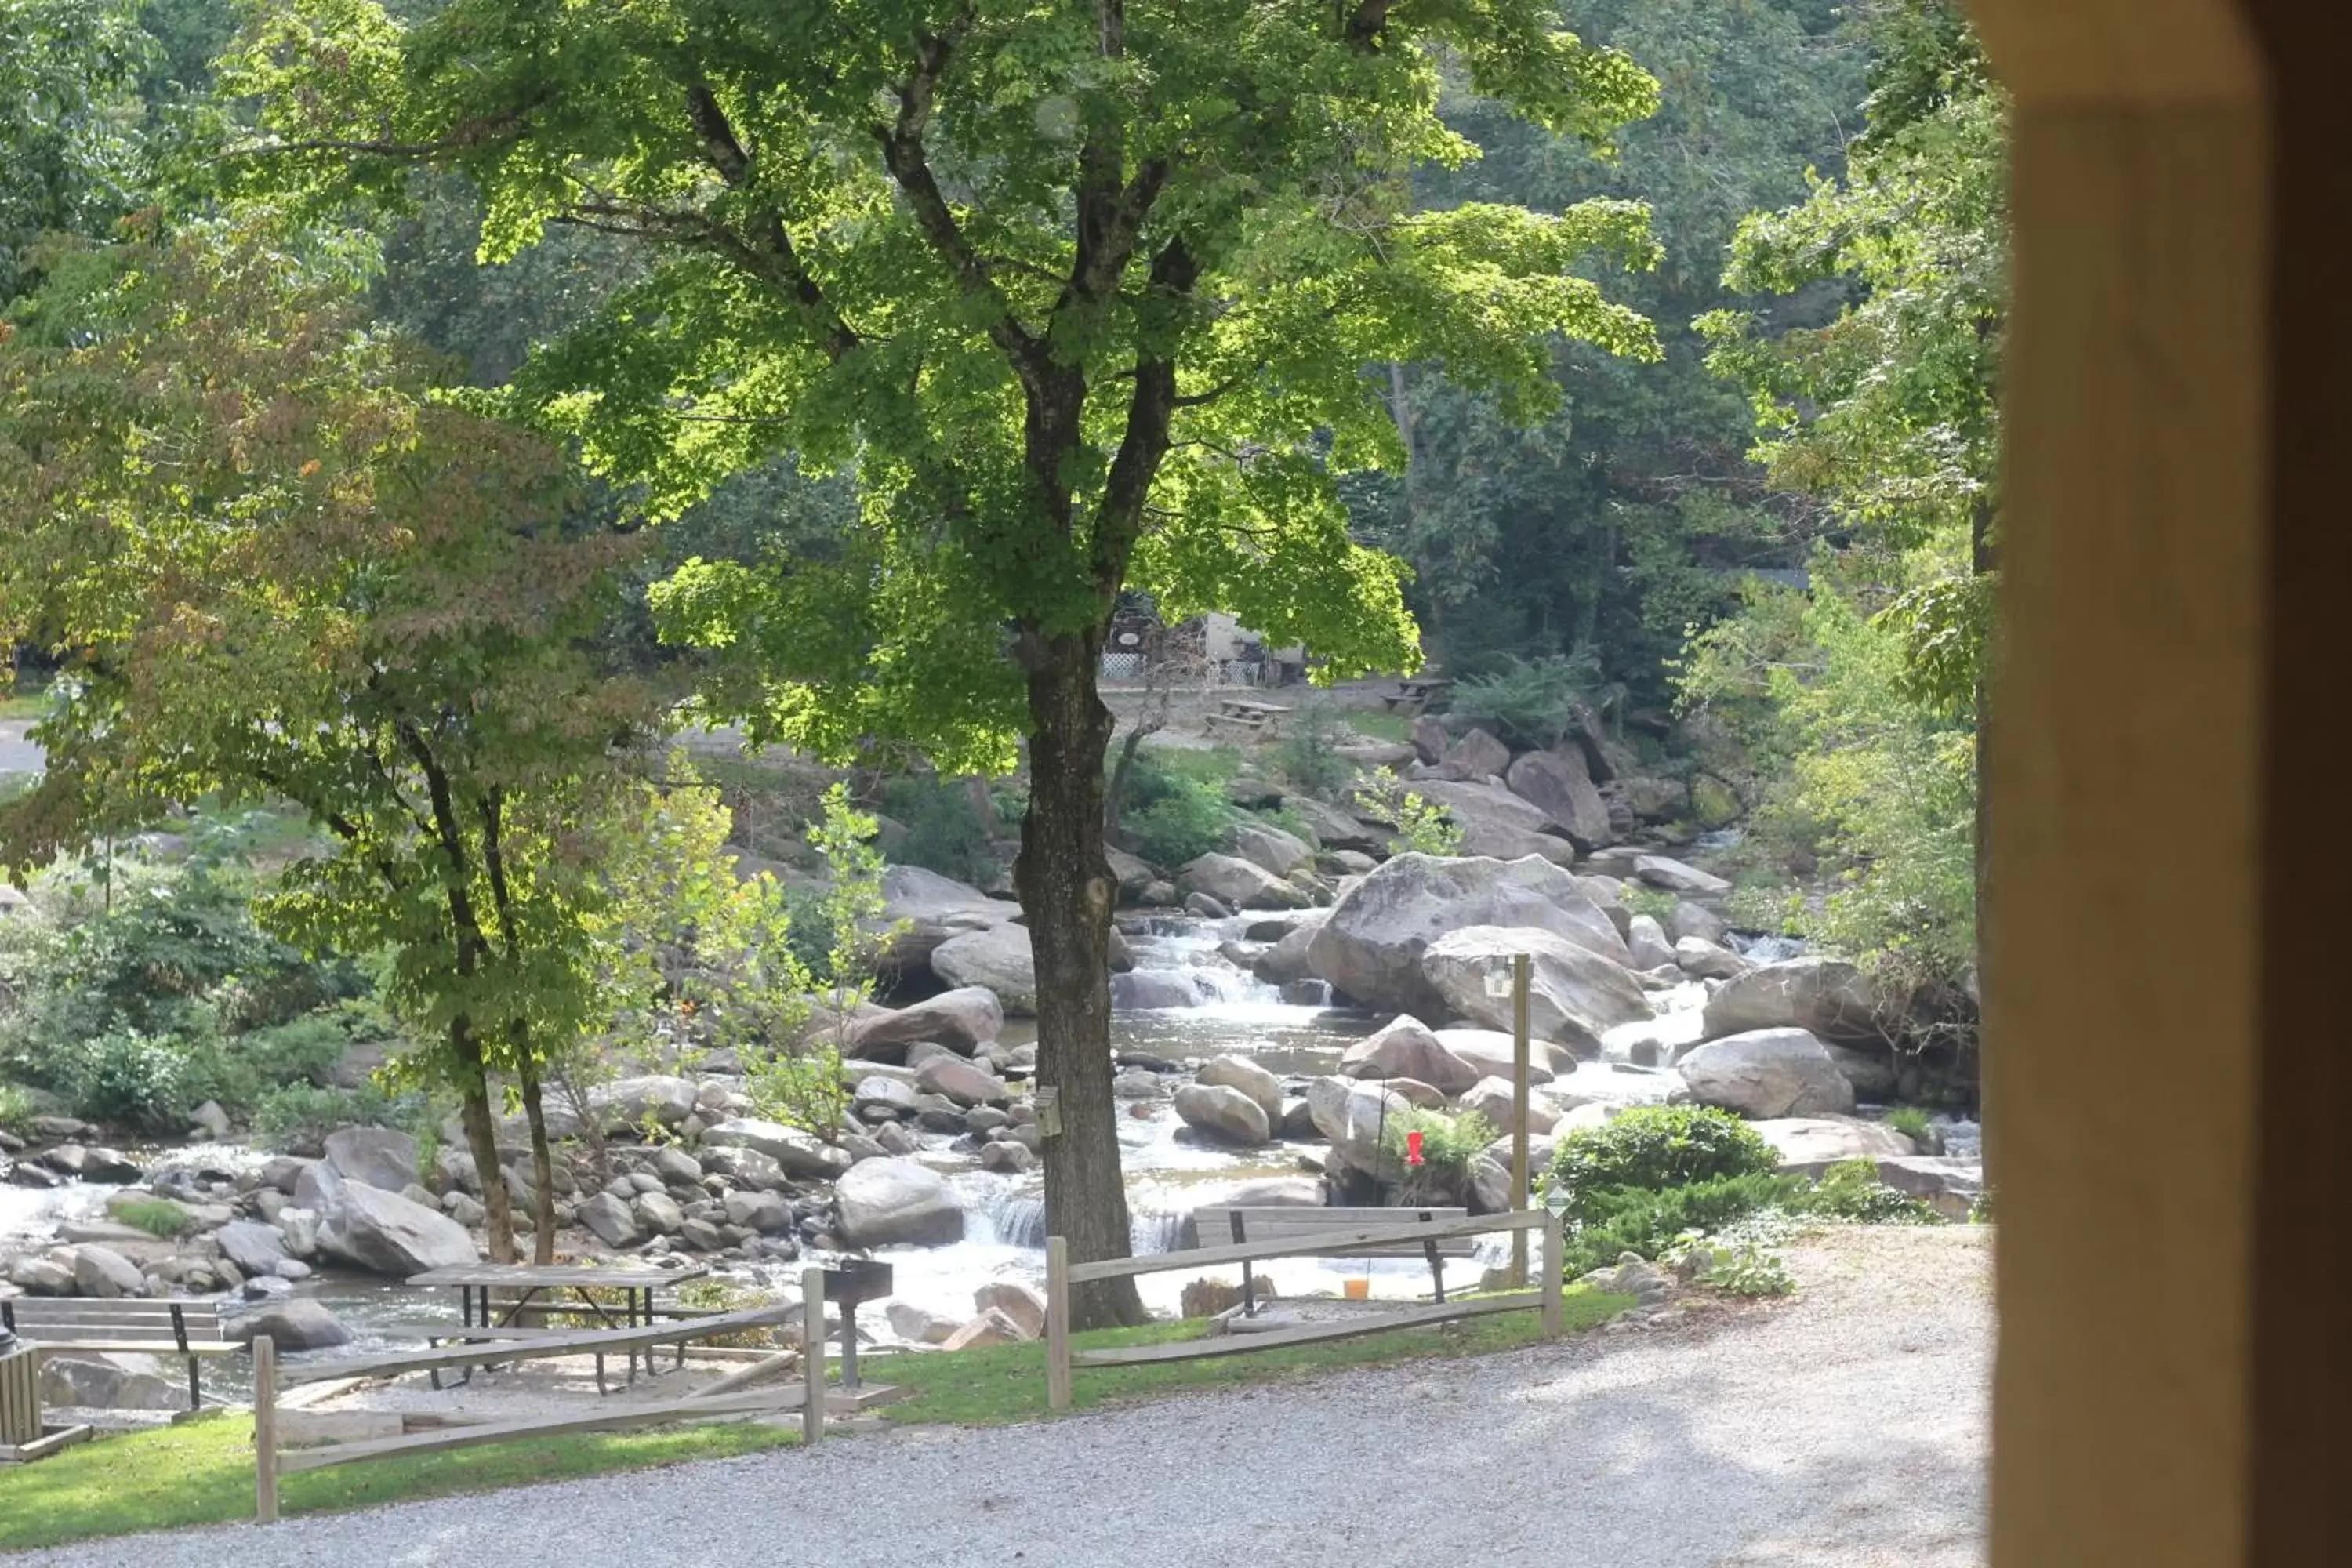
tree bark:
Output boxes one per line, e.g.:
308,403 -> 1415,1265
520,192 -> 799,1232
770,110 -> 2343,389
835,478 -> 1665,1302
450,1023 -> 517,1265
515,1046 -> 559,1265
1014,627 -> 1146,1328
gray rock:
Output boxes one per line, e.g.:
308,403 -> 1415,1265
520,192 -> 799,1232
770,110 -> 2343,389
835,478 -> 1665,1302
188,1100 -> 232,1140
942,1307 -> 1025,1350
41,1352 -> 183,1411
722,1189 -> 793,1235
1171,1083 -> 1272,1146
855,1076 -> 921,1117
1676,1028 -> 1857,1119
230,1298 -> 353,1352
847,986 -> 1007,1060
1824,1043 -> 1900,1099
241,1274 -> 294,1302
679,1218 -> 728,1252
321,1181 -> 481,1276
1250,909 -> 1331,988
576,1191 -> 643,1248
1112,1070 -> 1167,1100
1196,1053 -> 1284,1124
914,1054 -> 1012,1108
1183,891 -> 1233,920
1179,852 -> 1310,912
1225,822 -> 1314,879
1506,747 -> 1613,851
7,1254 -> 76,1295
1308,853 -> 1632,1016
1626,915 -> 1679,971
836,1158 -> 964,1248
1421,925 -> 1652,1046
978,1140 -> 1035,1173
73,1244 -> 147,1298
587,1075 -> 701,1134
1112,968 -> 1203,1011
214,1221 -> 289,1276
275,1206 -> 321,1259
1457,1076 -> 1560,1134
1669,900 -> 1731,946
700,1118 -> 855,1181
323,1127 -> 420,1194
1751,1115 -> 1917,1169
273,1258 -> 314,1281
652,1145 -> 706,1187
1278,1099 -> 1318,1140
1675,935 -> 1748,981
1700,957 -> 1883,1044
975,1278 -> 1048,1339
1407,779 -> 1578,865
1582,1253 -> 1673,1305
1341,1016 -> 1480,1095
886,1300 -> 961,1345
878,865 -> 1012,980
873,1122 -> 921,1157
633,1191 -> 685,1234
1431,1027 -> 1574,1079
1444,727 -> 1512,782
929,924 -> 1038,1016
1305,1076 -> 1409,1178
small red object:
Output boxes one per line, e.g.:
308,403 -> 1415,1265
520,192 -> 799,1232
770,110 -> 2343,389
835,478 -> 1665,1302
1406,1131 -> 1425,1167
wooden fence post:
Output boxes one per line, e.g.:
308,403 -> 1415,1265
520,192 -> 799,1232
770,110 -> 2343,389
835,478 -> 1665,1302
800,1268 -> 824,1446
1510,951 -> 1532,1289
1045,1236 -> 1073,1414
253,1334 -> 278,1524
1541,1210 -> 1564,1340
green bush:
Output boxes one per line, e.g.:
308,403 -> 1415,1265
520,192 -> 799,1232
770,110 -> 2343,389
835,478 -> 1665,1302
1619,885 -> 1679,924
1379,1105 -> 1496,1196
877,777 -> 1003,886
0,1082 -> 31,1134
1693,1243 -> 1795,1297
1272,706 -> 1355,798
1548,1105 -> 1778,1217
1124,775 -> 1234,866
1453,651 -> 1617,750
1556,1171 -> 1804,1275
250,1081 -> 419,1152
1791,1158 -> 1944,1225
49,1030 -> 192,1131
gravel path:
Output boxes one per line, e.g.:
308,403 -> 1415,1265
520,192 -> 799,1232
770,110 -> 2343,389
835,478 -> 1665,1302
16,1226 -> 1989,1568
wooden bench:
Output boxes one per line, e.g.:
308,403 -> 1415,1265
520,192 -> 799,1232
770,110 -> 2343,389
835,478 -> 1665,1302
1,1298 -> 235,1409
1189,1205 -> 1477,1316
1043,1208 -> 1564,1411
1381,677 -> 1455,715
1204,697 -> 1291,739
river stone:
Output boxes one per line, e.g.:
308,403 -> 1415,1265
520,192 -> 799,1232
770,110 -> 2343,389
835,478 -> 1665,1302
1470,1134 -> 1559,1214
1505,747 -> 1614,851
187,1099 -> 232,1140
7,1254 -> 76,1295
1421,926 -> 1653,1048
722,1189 -> 792,1235
41,1353 -> 183,1411
978,1140 -> 1035,1173
1677,1028 -> 1856,1119
1196,1054 -> 1284,1124
1225,821 -> 1314,878
878,865 -> 1010,978
701,1119 -> 855,1181
1287,797 -> 1381,854
1669,900 -> 1730,946
651,1145 -> 705,1188
320,1181 -> 481,1275
586,1075 -> 700,1134
1250,910 -> 1330,988
914,1054 -> 1011,1108
1307,852 -> 1632,1017
848,986 -> 1007,1060
942,1306 -> 1025,1350
72,1244 -> 147,1298
230,1298 -> 353,1352
975,1278 -> 1048,1339
322,1127 -> 419,1193
855,1076 -> 921,1117
1172,1083 -> 1272,1147
1305,1076 -> 1409,1179
1113,969 -> 1203,1011
274,1206 -> 321,1260
1751,1115 -> 1918,1169
1179,851 -> 1310,912
1442,727 -> 1512,781
1406,780 -> 1577,865
1431,1028 -> 1570,1080
576,1191 -> 641,1248
1626,915 -> 1678,971
1632,854 -> 1732,895
1699,956 -> 1883,1044
1457,1076 -> 1561,1134
837,1158 -> 964,1247
633,1191 -> 685,1235
215,1221 -> 290,1276
929,924 -> 1038,1016
887,1300 -> 961,1345
1675,935 -> 1748,980
1341,1016 -> 1480,1095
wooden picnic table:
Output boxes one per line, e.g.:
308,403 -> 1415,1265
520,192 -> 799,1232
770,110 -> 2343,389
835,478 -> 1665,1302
404,1263 -> 710,1389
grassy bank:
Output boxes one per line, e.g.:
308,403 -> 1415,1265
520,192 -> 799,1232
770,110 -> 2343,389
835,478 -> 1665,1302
0,1290 -> 1626,1552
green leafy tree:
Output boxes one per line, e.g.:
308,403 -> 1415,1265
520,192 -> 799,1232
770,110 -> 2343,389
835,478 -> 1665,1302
222,0 -> 1665,1325
0,218 -> 671,1261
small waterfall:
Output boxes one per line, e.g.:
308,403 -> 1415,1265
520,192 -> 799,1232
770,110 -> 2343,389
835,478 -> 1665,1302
1736,933 -> 1806,963
971,1189 -> 1047,1250
1129,1208 -> 1187,1257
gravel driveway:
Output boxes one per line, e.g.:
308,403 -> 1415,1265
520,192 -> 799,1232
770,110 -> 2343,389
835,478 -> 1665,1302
16,1227 -> 1989,1568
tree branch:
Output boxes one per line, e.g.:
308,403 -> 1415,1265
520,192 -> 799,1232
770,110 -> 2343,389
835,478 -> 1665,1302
1091,237 -> 1200,590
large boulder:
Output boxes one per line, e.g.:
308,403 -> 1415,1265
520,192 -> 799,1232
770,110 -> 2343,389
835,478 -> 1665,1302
229,1298 -> 353,1352
877,866 -> 1011,978
1700,957 -> 1884,1044
1225,822 -> 1313,879
975,1278 -> 1049,1340
930,924 -> 1038,1016
1457,1076 -> 1561,1135
576,1191 -> 642,1248
1250,910 -> 1330,987
1112,969 -> 1205,1011
1179,852 -> 1310,912
586,1076 -> 700,1134
1506,748 -> 1613,852
1421,926 -> 1653,1048
836,1158 -> 965,1248
1407,781 -> 1576,865
1675,936 -> 1748,981
1306,853 -> 1632,1016
847,986 -> 1005,1061
913,1054 -> 1011,1108
72,1245 -> 147,1299
701,1118 -> 855,1181
1625,915 -> 1678,971
215,1221 -> 291,1276
1286,797 -> 1381,855
7,1254 -> 77,1295
320,1181 -> 480,1276
1105,846 -> 1158,901
1340,1016 -> 1480,1095
1443,728 -> 1512,781
1172,1083 -> 1272,1147
1669,900 -> 1731,947
1676,1028 -> 1857,1119
40,1352 -> 183,1411
1305,1076 -> 1408,1178
1196,1054 -> 1284,1125
1431,1028 -> 1566,1081
1751,1116 -> 1917,1171
322,1127 -> 419,1194
1631,854 -> 1731,895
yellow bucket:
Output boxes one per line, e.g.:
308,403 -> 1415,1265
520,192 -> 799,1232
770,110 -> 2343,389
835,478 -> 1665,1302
1343,1277 -> 1371,1301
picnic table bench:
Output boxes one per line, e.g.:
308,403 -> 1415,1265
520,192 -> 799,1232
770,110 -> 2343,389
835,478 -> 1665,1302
401,1262 -> 711,1392
1204,696 -> 1292,739
1381,677 -> 1456,715
1,1298 -> 234,1409
1190,1205 -> 1476,1317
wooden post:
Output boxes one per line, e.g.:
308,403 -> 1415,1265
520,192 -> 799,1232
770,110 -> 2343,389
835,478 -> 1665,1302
1541,1210 -> 1565,1340
1510,951 -> 1532,1289
252,1334 -> 278,1525
800,1268 -> 824,1446
1045,1236 -> 1073,1414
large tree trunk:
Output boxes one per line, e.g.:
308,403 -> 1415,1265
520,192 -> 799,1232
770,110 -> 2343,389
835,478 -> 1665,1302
1014,627 -> 1146,1329
450,1021 -> 517,1265
516,1048 -> 559,1266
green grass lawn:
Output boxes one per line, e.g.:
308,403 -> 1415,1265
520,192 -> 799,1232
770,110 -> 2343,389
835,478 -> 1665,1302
1340,709 -> 1417,744
0,1290 -> 1626,1552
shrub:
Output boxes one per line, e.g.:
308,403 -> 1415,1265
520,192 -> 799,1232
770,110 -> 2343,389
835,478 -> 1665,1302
1556,1171 -> 1803,1275
1619,885 -> 1679,925
1272,706 -> 1355,798
1548,1105 -> 1778,1217
0,1082 -> 31,1134
743,1043 -> 853,1142
877,776 -> 1003,886
1791,1158 -> 1944,1225
111,1196 -> 197,1240
1693,1243 -> 1795,1297
1885,1105 -> 1934,1146
49,1029 -> 191,1131
1380,1106 -> 1496,1180
1452,651 -> 1617,750
1352,768 -> 1461,856
1124,775 -> 1234,866
251,1081 -> 417,1152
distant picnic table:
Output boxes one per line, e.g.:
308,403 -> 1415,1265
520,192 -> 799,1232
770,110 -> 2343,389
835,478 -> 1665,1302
403,1262 -> 710,1388
1204,695 -> 1291,739
1381,677 -> 1454,715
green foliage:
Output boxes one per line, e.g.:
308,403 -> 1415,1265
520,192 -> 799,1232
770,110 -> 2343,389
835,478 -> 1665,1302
1692,1242 -> 1795,1298
109,1194 -> 197,1240
0,1081 -> 31,1134
876,776 -> 1002,888
1792,1157 -> 1944,1225
1547,1104 -> 1778,1217
1352,768 -> 1463,857
1886,1106 -> 1934,1145
1619,885 -> 1679,925
1380,1105 -> 1497,1197
1272,707 -> 1356,800
1555,1171 -> 1803,1276
250,1081 -> 419,1153
1451,651 -> 1617,750
1123,775 -> 1235,869
742,1044 -> 854,1147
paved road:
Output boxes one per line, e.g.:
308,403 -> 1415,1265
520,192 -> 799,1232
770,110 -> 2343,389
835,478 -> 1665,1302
15,1228 -> 1990,1568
